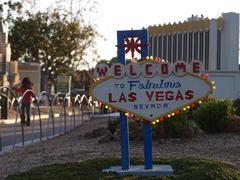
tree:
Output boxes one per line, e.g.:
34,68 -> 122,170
0,0 -> 22,26
9,10 -> 97,83
97,57 -> 131,66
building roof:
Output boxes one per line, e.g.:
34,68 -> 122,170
148,17 -> 223,36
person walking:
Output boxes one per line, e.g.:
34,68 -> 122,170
16,77 -> 34,126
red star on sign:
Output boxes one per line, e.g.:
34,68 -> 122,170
117,33 -> 148,59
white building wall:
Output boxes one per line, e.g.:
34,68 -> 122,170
209,19 -> 218,71
221,12 -> 239,71
207,71 -> 240,99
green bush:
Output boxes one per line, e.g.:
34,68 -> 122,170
152,112 -> 200,139
192,98 -> 234,133
108,114 -> 199,140
107,119 -> 119,134
163,112 -> 187,138
128,120 -> 143,141
233,98 -> 240,116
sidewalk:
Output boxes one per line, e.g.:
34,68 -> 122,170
0,112 -> 91,152
0,112 -> 119,154
91,112 -> 120,118
0,112 -> 77,125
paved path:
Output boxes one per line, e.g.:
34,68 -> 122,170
0,111 -> 92,151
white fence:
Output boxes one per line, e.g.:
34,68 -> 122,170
0,86 -> 95,152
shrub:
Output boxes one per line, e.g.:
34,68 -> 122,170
128,120 -> 143,141
233,98 -> 240,116
225,115 -> 240,133
192,98 -> 234,133
152,112 -> 200,139
187,119 -> 201,135
107,114 -> 199,140
163,112 -> 187,138
152,123 -> 166,140
107,119 -> 119,134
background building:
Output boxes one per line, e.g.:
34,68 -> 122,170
0,22 -> 11,82
0,21 -> 41,95
148,12 -> 240,99
18,62 -> 41,95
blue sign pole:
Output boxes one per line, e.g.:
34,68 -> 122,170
117,31 -> 130,170
119,113 -> 129,170
139,30 -> 153,170
143,122 -> 153,169
117,29 -> 152,170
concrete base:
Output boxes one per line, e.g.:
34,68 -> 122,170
102,165 -> 173,176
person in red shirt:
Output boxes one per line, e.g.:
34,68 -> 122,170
16,77 -> 34,126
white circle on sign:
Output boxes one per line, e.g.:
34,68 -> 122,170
94,63 -> 109,78
141,62 -> 157,78
189,60 -> 203,74
126,63 -> 141,78
173,60 -> 187,76
110,63 -> 125,79
157,62 -> 172,77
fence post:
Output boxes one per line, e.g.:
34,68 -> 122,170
63,100 -> 67,133
1,93 -> 8,119
0,133 -> 2,152
72,99 -> 76,128
13,106 -> 19,149
37,102 -> 42,141
81,105 -> 84,123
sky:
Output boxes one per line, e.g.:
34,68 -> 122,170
95,0 -> 240,61
21,0 -> 240,67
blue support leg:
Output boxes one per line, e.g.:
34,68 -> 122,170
120,112 -> 130,170
144,122 -> 153,169
117,29 -> 148,171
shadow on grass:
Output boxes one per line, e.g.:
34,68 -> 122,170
7,157 -> 240,180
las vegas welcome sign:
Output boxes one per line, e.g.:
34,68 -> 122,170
90,59 -> 213,122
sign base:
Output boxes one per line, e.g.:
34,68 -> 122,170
102,164 -> 173,177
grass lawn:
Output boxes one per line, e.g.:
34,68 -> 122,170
7,157 -> 240,180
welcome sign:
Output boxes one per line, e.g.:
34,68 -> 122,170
90,59 -> 213,122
